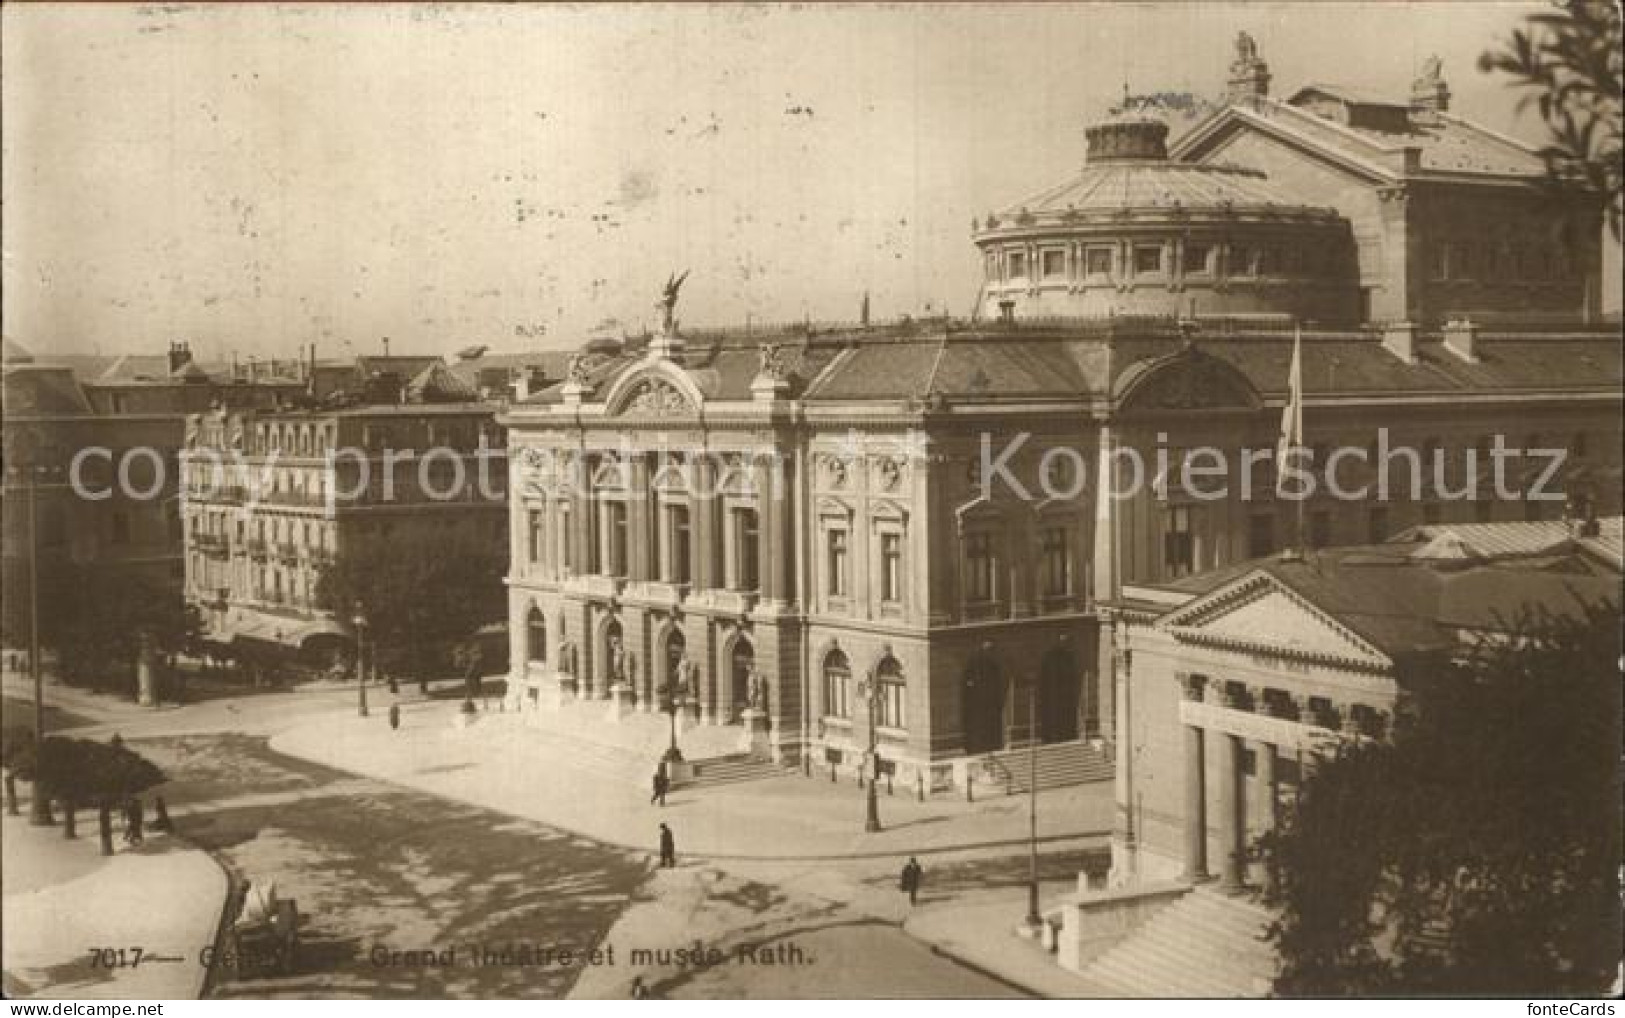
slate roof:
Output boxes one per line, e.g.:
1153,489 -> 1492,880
1177,93 -> 1549,181
519,322 -> 1623,409
996,160 -> 1330,219
1391,518 -> 1624,571
2,364 -> 94,415
1157,541 -> 1620,658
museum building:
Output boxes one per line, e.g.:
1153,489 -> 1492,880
500,36 -> 1621,790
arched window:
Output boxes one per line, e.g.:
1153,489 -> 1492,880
875,656 -> 906,730
527,607 -> 547,664
823,649 -> 850,719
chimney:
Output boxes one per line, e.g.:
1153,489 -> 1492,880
168,341 -> 193,374
1382,321 -> 1418,364
382,336 -> 391,359
1442,318 -> 1479,363
1226,31 -> 1271,103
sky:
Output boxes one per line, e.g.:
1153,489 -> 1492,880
2,1 -> 1614,362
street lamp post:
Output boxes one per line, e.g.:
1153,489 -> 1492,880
661,684 -> 684,765
858,675 -> 881,833
1025,675 -> 1042,931
352,608 -> 369,718
12,455 -> 53,826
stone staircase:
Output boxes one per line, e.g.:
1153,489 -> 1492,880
510,698 -> 758,785
679,752 -> 789,789
979,740 -> 1114,794
1079,886 -> 1276,998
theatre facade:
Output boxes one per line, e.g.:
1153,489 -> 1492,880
500,36 -> 1621,788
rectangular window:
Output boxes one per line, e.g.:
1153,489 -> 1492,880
667,505 -> 691,585
1040,249 -> 1066,279
826,527 -> 849,597
1248,512 -> 1275,558
878,678 -> 906,729
1041,526 -> 1071,596
1164,506 -> 1195,578
965,532 -> 996,603
528,510 -> 544,564
1007,250 -> 1028,280
824,662 -> 850,719
604,502 -> 628,577
1085,247 -> 1113,276
1231,245 -> 1257,276
1185,244 -> 1213,275
734,508 -> 760,591
880,532 -> 903,604
1134,245 -> 1164,275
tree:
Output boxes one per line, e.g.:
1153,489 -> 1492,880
32,565 -> 200,697
316,532 -> 505,683
1261,602 -> 1622,995
1481,0 -> 1624,240
37,737 -> 166,855
1,725 -> 36,816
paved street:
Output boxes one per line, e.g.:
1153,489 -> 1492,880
5,675 -> 1098,998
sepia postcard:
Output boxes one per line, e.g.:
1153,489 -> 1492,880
2,1 -> 1621,1006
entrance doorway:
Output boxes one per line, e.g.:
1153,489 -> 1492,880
962,656 -> 1005,754
1039,647 -> 1080,743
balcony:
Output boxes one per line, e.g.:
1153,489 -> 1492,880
245,538 -> 270,559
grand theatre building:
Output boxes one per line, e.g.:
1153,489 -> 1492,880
501,37 -> 1621,791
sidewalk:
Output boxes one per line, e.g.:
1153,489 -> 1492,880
902,882 -> 1114,998
270,697 -> 1115,862
1,808 -> 228,999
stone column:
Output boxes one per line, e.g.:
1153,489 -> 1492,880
1181,676 -> 1209,882
924,455 -> 955,625
1217,728 -> 1245,890
1256,737 -> 1279,894
766,455 -> 792,606
693,456 -> 716,594
753,457 -> 775,601
629,455 -> 652,581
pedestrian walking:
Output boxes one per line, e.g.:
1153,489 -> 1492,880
900,856 -> 923,906
658,822 -> 676,868
650,766 -> 668,806
123,796 -> 145,846
389,702 -> 401,730
152,795 -> 173,834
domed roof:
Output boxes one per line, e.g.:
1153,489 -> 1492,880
978,113 -> 1339,233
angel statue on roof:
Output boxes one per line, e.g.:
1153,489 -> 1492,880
658,270 -> 689,334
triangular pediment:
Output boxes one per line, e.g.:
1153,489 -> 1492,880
1161,571 -> 1390,671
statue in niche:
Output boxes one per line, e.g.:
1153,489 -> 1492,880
674,653 -> 696,700
747,668 -> 768,712
609,636 -> 627,685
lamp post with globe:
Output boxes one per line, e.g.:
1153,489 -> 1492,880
856,673 -> 882,833
352,605 -> 369,718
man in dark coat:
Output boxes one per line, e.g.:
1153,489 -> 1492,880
650,766 -> 668,806
900,856 -> 923,906
389,702 -> 401,730
658,823 -> 676,868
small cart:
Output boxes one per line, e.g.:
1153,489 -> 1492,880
228,879 -> 299,977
